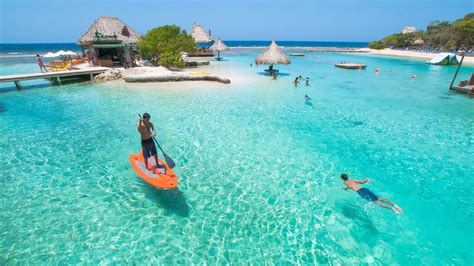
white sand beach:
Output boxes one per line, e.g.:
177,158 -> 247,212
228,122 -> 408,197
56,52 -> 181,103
361,48 -> 474,65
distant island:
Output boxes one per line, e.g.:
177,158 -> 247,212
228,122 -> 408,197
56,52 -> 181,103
369,13 -> 473,51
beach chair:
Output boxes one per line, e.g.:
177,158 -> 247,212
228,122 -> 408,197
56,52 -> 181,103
49,63 -> 71,72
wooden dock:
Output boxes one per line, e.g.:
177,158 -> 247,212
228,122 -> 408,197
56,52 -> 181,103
0,67 -> 109,90
448,55 -> 474,97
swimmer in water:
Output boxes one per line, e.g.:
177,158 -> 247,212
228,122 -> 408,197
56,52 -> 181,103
305,94 -> 312,101
306,79 -> 310,86
341,173 -> 402,215
293,77 -> 300,87
411,75 -> 416,79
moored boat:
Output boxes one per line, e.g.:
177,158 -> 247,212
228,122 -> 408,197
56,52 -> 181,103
335,63 -> 367,69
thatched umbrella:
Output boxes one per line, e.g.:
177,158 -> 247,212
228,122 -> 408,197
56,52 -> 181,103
255,40 -> 290,74
191,22 -> 212,44
413,38 -> 425,46
210,38 -> 229,60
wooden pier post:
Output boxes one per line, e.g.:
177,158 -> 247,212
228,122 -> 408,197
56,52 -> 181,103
449,55 -> 464,90
14,81 -> 22,90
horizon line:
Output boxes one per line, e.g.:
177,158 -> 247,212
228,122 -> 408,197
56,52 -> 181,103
0,40 -> 370,45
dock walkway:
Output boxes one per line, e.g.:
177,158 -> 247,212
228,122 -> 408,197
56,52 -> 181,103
0,67 -> 109,89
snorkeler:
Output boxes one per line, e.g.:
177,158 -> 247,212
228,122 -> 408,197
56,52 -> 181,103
340,173 -> 402,215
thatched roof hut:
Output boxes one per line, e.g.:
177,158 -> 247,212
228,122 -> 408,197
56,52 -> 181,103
77,16 -> 140,46
191,22 -> 212,43
210,38 -> 228,51
413,38 -> 425,46
255,40 -> 290,65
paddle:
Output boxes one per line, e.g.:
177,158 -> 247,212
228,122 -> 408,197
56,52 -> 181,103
138,114 -> 176,169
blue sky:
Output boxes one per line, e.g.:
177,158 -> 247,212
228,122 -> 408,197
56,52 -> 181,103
0,0 -> 472,43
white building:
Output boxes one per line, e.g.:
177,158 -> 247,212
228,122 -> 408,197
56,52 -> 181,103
401,27 -> 417,34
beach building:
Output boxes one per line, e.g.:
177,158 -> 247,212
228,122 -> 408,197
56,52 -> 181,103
412,38 -> 425,46
190,22 -> 213,57
401,26 -> 417,34
191,22 -> 212,43
77,16 -> 140,68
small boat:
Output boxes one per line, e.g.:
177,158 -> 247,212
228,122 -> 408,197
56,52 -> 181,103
130,151 -> 178,190
335,63 -> 367,70
290,53 -> 305,56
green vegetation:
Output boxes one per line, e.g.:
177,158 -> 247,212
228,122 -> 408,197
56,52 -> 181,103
453,13 -> 474,50
369,31 -> 424,49
137,25 -> 197,68
368,13 -> 474,50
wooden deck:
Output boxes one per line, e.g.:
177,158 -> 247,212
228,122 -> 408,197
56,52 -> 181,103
447,55 -> 474,97
0,67 -> 110,90
451,85 -> 474,95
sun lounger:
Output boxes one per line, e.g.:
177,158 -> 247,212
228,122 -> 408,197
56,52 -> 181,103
49,63 -> 72,72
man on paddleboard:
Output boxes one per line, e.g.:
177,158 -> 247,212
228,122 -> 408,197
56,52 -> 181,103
137,113 -> 163,171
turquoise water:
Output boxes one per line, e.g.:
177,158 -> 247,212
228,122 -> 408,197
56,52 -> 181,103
1,50 -> 473,264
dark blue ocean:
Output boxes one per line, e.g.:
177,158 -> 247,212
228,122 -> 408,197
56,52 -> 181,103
0,41 -> 367,56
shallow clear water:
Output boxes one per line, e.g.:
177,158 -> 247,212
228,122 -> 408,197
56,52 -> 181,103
1,50 -> 473,264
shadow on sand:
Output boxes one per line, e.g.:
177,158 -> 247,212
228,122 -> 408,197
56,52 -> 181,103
143,186 -> 190,217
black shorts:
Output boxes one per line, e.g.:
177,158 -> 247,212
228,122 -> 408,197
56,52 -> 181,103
141,138 -> 157,159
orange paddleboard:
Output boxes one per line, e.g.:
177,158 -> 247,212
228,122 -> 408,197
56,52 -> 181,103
129,151 -> 178,190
